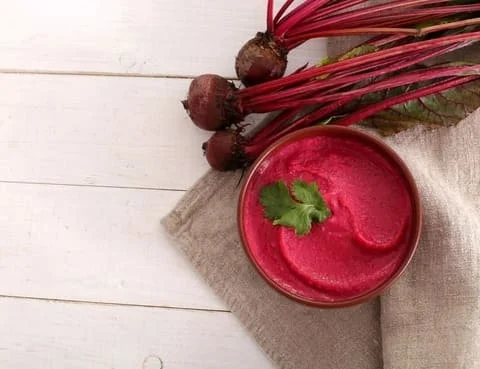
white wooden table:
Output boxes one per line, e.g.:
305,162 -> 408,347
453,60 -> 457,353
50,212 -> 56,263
0,1 -> 325,368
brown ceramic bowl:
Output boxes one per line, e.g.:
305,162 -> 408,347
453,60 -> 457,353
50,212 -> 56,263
238,126 -> 422,308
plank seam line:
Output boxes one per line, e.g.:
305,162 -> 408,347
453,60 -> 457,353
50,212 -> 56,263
0,294 -> 230,313
0,69 -> 239,81
0,179 -> 187,192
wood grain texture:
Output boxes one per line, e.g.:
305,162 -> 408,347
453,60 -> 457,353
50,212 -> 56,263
0,182 -> 225,310
0,1 -> 322,364
1,0 -> 326,77
0,74 -> 212,191
0,296 -> 274,369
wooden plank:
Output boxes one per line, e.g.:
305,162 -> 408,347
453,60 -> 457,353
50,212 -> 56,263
0,182 -> 225,310
0,74 -> 212,191
0,297 -> 274,369
0,0 -> 326,77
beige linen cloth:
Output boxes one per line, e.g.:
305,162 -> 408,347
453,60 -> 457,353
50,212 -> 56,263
162,24 -> 480,369
163,111 -> 480,369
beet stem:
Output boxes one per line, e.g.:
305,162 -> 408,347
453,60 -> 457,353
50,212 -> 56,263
294,0 -> 372,28
252,65 -> 480,112
419,17 -> 480,36
337,6 -> 480,29
297,0 -> 452,34
238,31 -> 480,99
267,0 -> 275,34
369,34 -> 409,48
275,0 -> 330,36
273,0 -> 295,25
330,43 -> 460,80
249,96 -> 355,152
275,0 -> 319,35
284,27 -> 417,49
245,43 -> 461,108
251,107 -> 304,143
246,75 -> 478,159
289,3 -> 479,37
267,99 -> 352,145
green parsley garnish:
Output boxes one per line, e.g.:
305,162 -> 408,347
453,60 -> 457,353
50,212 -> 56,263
260,180 -> 331,236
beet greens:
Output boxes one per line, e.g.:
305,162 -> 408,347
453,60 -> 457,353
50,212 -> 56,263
203,68 -> 479,171
185,31 -> 480,132
235,0 -> 480,85
181,2 -> 480,170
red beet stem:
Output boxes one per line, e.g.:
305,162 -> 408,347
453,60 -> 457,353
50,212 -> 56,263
330,43 -> 460,80
283,27 -> 417,49
252,65 -> 480,112
347,15 -> 439,30
275,0 -> 330,36
245,42 -> 462,108
419,17 -> 480,36
267,0 -> 275,34
296,0 -> 371,25
239,31 -> 480,98
339,6 -> 480,29
273,0 -> 295,25
244,75 -> 478,161
250,107 -> 305,143
273,0 -> 317,37
298,0 -> 452,33
370,34 -> 410,48
334,76 -> 478,127
249,98 -> 353,151
238,0 -> 478,86
289,3 -> 480,37
238,0 -> 479,86
299,10 -> 426,30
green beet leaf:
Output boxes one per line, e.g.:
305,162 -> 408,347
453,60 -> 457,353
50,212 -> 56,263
343,63 -> 480,136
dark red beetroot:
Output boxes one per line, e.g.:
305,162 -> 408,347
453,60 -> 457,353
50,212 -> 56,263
183,74 -> 242,131
235,32 -> 288,87
186,31 -> 480,135
235,0 -> 480,86
202,66 -> 479,171
202,130 -> 248,171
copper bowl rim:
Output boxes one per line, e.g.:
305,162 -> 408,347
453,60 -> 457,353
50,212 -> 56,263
237,125 -> 422,308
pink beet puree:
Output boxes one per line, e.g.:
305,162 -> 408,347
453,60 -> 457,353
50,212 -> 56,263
242,134 -> 414,301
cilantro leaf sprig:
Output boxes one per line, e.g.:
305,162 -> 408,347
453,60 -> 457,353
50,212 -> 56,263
260,180 -> 332,236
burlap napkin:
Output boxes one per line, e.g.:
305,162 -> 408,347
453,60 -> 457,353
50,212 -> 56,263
162,110 -> 480,369
162,167 -> 382,369
381,111 -> 480,369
